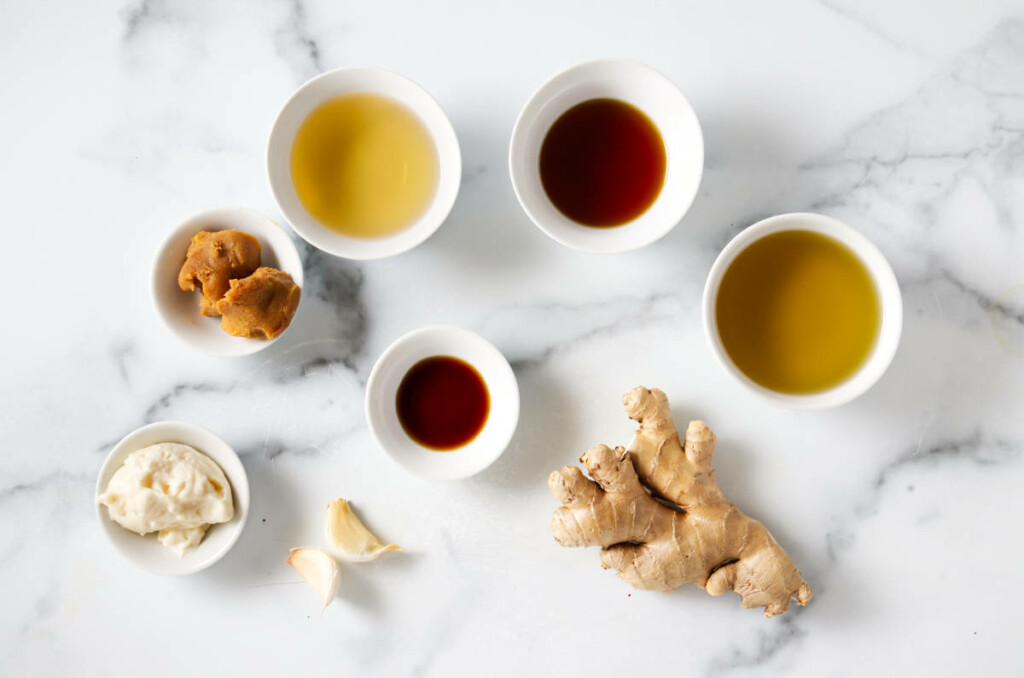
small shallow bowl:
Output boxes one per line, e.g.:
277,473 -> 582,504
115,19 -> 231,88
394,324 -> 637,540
702,212 -> 902,409
267,67 -> 461,260
152,206 -> 304,358
509,58 -> 704,254
366,326 -> 520,480
95,421 -> 250,576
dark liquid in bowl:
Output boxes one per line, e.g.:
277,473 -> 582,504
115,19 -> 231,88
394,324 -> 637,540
396,356 -> 490,451
539,98 -> 666,227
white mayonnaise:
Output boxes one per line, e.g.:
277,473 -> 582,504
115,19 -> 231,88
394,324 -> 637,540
98,442 -> 234,556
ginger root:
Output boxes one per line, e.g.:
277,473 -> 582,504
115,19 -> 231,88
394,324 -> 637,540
549,387 -> 812,617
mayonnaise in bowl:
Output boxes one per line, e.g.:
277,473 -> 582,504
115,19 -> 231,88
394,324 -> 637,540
97,442 -> 234,556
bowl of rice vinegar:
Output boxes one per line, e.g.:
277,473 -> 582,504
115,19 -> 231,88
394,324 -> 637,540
703,213 -> 902,409
268,68 -> 461,260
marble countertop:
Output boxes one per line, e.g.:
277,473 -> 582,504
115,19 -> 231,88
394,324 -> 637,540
3,1 -> 1023,675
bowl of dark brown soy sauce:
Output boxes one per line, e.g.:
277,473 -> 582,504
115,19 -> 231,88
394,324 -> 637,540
509,59 -> 704,254
365,326 -> 520,480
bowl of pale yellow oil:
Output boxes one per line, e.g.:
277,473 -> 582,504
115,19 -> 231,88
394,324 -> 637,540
703,213 -> 902,409
268,68 -> 461,260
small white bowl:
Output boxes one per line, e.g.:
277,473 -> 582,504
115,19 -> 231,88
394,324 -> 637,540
702,213 -> 902,409
365,326 -> 520,480
95,421 -> 250,576
509,58 -> 704,254
152,206 -> 304,358
267,67 -> 461,260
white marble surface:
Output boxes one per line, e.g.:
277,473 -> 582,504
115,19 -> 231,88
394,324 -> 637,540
2,0 -> 1024,675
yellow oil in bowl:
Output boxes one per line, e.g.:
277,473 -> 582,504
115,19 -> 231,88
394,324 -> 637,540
715,230 -> 880,394
290,93 -> 439,239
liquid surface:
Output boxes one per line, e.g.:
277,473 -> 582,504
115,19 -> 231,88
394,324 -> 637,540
715,230 -> 881,394
396,356 -> 490,451
539,98 -> 666,227
290,93 -> 439,239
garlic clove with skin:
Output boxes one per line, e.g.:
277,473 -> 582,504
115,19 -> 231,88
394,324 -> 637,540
287,547 -> 341,609
326,498 -> 402,562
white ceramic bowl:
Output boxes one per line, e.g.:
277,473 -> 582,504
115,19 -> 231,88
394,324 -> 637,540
366,326 -> 520,480
702,212 -> 902,409
95,421 -> 250,576
152,206 -> 304,358
509,58 -> 704,254
267,67 -> 461,260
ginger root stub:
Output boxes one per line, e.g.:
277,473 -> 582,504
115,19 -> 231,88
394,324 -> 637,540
548,387 -> 812,617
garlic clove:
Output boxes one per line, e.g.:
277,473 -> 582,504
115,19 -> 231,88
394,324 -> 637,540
325,498 -> 402,562
287,547 -> 341,609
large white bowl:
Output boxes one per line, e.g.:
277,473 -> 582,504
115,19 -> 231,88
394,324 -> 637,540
95,421 -> 250,576
509,58 -> 704,254
366,326 -> 520,480
267,67 -> 461,260
152,206 -> 305,358
702,213 -> 903,409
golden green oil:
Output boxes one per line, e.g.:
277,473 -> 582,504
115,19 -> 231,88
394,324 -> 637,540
290,93 -> 439,239
715,230 -> 880,394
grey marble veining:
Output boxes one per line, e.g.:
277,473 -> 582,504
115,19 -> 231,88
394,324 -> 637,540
1,1 -> 1022,676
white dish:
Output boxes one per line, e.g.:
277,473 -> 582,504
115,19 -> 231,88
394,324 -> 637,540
702,212 -> 903,409
152,206 -> 304,358
267,67 -> 461,260
365,326 -> 520,480
509,58 -> 704,254
95,421 -> 250,576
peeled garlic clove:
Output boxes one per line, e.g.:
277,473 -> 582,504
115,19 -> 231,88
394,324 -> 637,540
287,547 -> 340,609
326,498 -> 402,562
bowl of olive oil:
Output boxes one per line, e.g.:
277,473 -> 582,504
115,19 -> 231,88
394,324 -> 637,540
268,68 -> 461,260
703,213 -> 902,409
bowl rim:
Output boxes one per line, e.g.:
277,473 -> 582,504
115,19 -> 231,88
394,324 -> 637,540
701,212 -> 903,410
94,420 -> 250,576
266,66 -> 462,260
508,57 -> 704,254
151,205 -> 305,358
365,325 -> 520,480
